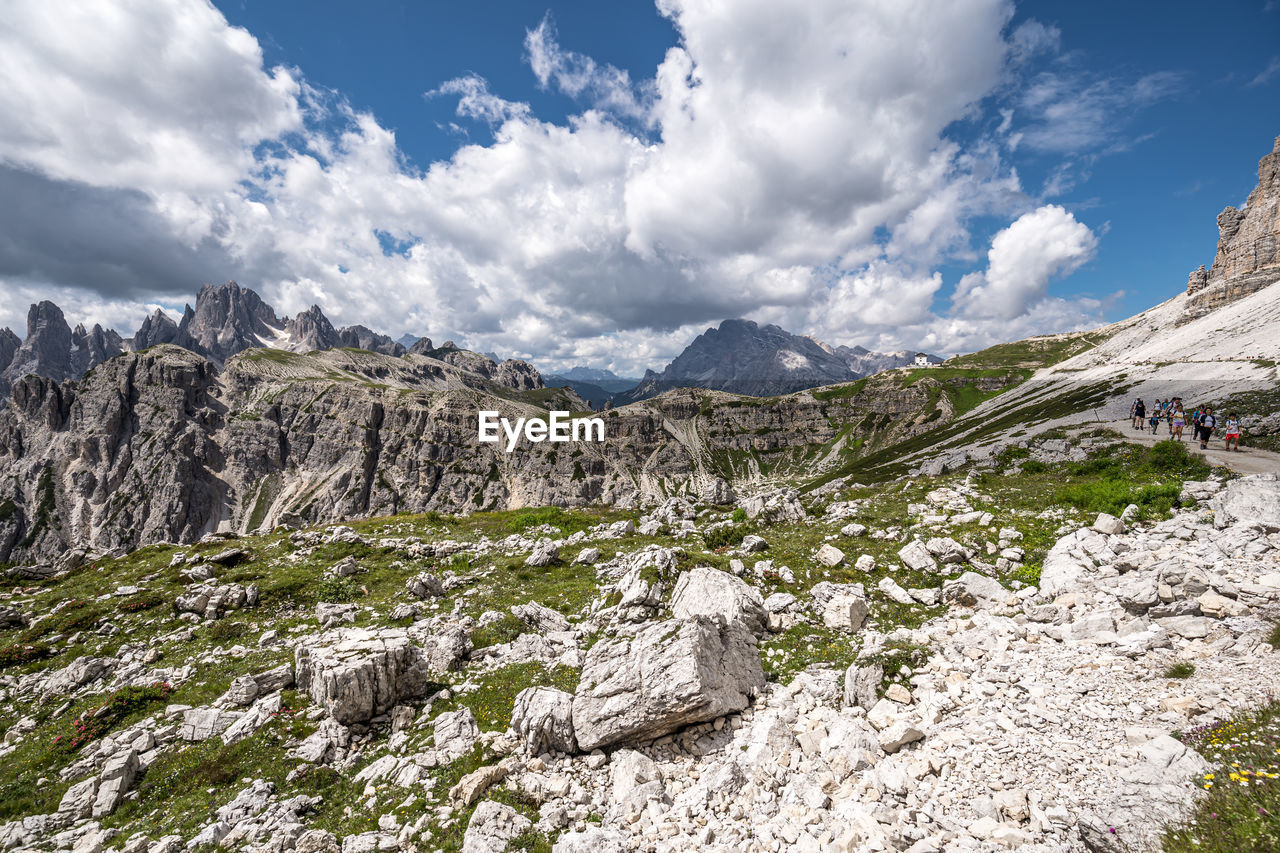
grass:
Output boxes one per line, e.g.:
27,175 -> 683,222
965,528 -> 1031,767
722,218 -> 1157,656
1164,662 -> 1196,679
1164,702 -> 1280,852
804,377 -> 1123,489
445,663 -> 578,732
1051,440 -> 1211,519
946,332 -> 1100,369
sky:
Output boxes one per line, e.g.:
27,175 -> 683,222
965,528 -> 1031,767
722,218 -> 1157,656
0,0 -> 1277,375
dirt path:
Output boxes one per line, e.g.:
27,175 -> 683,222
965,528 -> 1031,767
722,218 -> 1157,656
1074,419 -> 1280,475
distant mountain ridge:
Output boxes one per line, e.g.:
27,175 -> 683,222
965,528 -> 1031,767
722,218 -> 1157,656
615,319 -> 940,404
0,281 -> 542,401
542,366 -> 642,408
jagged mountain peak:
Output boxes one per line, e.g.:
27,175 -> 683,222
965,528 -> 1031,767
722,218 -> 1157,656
617,318 -> 933,403
284,304 -> 341,353
177,281 -> 286,364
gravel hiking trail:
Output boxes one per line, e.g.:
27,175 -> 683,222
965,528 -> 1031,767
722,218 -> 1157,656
1085,420 -> 1280,475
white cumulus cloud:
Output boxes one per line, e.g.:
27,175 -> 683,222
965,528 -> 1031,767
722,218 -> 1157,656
0,0 -> 1138,374
953,204 -> 1099,320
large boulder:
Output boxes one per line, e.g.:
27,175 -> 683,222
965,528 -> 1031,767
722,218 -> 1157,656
434,708 -> 481,760
1211,474 -> 1280,530
815,544 -> 846,567
418,624 -> 473,673
511,601 -> 570,634
843,663 -> 882,710
294,628 -> 433,724
700,477 -> 736,506
571,616 -> 765,751
737,489 -> 806,523
670,567 -> 767,634
897,540 -> 937,572
511,687 -> 577,754
941,572 -> 1008,608
41,656 -> 113,697
462,800 -> 531,853
1039,538 -> 1090,597
822,594 -> 868,632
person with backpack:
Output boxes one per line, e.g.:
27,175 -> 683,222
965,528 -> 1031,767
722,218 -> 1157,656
1224,412 -> 1241,452
1132,398 -> 1146,430
1198,407 -> 1217,449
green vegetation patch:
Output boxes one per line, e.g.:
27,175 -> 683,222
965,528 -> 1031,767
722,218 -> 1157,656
1164,702 -> 1280,853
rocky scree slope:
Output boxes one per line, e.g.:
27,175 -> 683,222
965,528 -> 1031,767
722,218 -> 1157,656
0,344 -> 1021,567
0,436 -> 1278,852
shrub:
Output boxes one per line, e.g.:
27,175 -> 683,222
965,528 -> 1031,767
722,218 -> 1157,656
471,613 -> 525,649
21,598 -> 106,641
1019,460 -> 1048,474
731,507 -> 748,524
1164,662 -> 1195,679
1008,562 -> 1042,587
208,620 -> 249,643
0,642 -> 50,669
118,592 -> 165,614
316,575 -> 361,602
505,506 -> 595,536
1055,480 -> 1179,518
53,682 -> 173,753
703,524 -> 748,550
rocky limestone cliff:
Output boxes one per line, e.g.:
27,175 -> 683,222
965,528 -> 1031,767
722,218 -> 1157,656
0,327 -> 20,399
130,308 -> 188,351
2,285 -> 539,408
0,345 -> 1002,565
1,303 -> 124,400
1184,134 -> 1280,321
834,344 -> 937,376
70,323 -> 125,376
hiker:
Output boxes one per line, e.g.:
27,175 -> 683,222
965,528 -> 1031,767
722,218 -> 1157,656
1132,398 -> 1146,430
1171,401 -> 1186,441
1149,399 -> 1162,434
1224,412 -> 1241,452
1198,407 -> 1216,449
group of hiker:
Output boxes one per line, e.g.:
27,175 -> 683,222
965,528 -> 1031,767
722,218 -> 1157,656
1129,398 -> 1242,451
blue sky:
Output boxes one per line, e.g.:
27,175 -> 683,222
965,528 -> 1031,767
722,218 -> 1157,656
215,0 -> 1280,324
0,0 -> 1277,372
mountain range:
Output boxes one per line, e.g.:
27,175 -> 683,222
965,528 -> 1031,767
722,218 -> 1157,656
0,134 -> 1277,565
541,368 -> 642,408
614,319 -> 940,404
0,282 -> 545,402
0,286 -> 939,410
